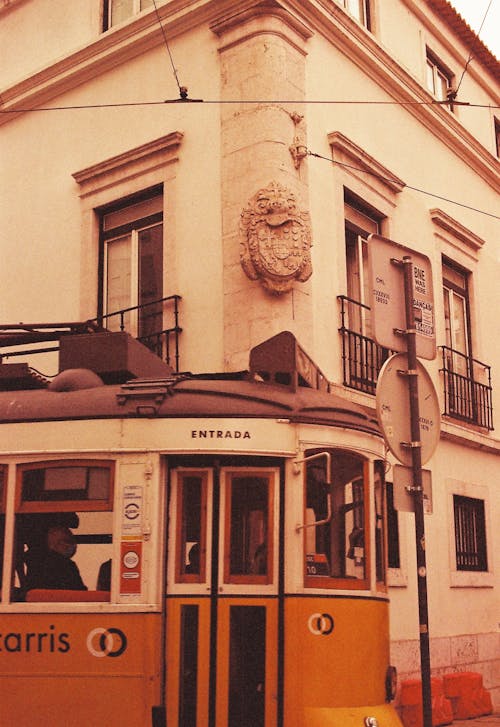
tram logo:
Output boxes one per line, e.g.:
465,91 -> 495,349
86,627 -> 128,658
308,612 -> 334,636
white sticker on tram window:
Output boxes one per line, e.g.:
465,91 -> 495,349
122,485 -> 143,535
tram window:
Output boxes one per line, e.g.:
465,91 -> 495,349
0,466 -> 6,595
12,461 -> 114,602
305,451 -> 368,588
176,472 -> 207,583
225,474 -> 272,583
18,461 -> 113,510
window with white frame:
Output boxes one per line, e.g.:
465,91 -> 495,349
337,0 -> 371,29
100,187 -> 163,341
345,197 -> 381,336
442,257 -> 471,377
426,50 -> 453,104
103,0 -> 154,30
341,195 -> 388,393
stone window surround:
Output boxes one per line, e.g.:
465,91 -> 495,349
431,207 -> 484,381
446,478 -> 494,588
72,131 -> 183,322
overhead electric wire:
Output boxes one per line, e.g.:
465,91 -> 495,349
306,149 -> 500,220
0,99 -> 498,113
455,0 -> 495,96
151,0 -> 184,98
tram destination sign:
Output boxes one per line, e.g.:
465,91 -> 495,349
367,234 -> 436,360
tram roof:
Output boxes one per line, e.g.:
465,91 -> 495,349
0,331 -> 381,436
0,374 -> 379,436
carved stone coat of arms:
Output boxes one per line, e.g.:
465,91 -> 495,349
240,181 -> 312,294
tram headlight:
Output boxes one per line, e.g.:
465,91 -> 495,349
385,664 -> 398,702
364,718 -> 379,727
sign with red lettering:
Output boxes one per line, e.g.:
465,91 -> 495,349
120,541 -> 142,595
367,234 -> 436,360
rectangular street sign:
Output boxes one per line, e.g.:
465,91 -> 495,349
367,234 -> 436,360
393,464 -> 433,514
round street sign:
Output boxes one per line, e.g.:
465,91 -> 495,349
376,353 -> 440,466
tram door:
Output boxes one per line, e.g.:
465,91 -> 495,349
166,467 -> 279,727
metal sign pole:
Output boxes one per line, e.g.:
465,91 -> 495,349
400,254 -> 433,727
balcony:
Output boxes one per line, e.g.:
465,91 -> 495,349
91,295 -> 182,373
440,346 -> 493,430
338,297 -> 494,432
338,295 -> 393,396
0,295 -> 182,376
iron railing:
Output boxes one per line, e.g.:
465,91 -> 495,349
338,295 -> 393,395
0,296 -> 182,373
91,295 -> 182,372
440,345 -> 493,430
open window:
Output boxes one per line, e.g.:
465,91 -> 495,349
303,450 -> 370,590
103,0 -> 154,31
426,49 -> 454,108
12,461 -> 114,602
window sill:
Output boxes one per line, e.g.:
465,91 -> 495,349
450,570 -> 495,588
388,568 -> 408,588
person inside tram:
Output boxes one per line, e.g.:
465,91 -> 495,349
24,523 -> 87,595
251,542 -> 267,575
185,542 -> 200,574
97,558 -> 111,590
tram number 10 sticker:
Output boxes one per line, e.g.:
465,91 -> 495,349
120,541 -> 142,595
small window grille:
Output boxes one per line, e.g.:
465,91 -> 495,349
453,495 -> 487,571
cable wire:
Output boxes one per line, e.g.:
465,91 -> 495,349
152,0 -> 181,93
455,0 -> 494,96
307,150 -> 500,220
1,99 -> 498,113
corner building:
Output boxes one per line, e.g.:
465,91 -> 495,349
0,1 -> 499,726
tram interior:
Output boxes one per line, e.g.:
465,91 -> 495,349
11,462 -> 113,602
306,452 -> 366,580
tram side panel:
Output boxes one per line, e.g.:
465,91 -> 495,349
284,596 -> 393,723
0,613 -> 162,727
0,452 -> 165,727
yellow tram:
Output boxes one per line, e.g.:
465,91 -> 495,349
0,332 -> 403,727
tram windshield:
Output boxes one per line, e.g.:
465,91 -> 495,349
304,450 -> 370,588
11,461 -> 114,602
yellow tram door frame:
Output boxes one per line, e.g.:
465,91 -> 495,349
216,596 -> 279,727
166,465 -> 280,727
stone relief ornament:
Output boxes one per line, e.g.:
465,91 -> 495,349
240,181 -> 312,294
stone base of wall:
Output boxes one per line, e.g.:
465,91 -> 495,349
391,632 -> 500,711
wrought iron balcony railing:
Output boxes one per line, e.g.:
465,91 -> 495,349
338,295 -> 393,395
440,345 -> 493,430
0,295 -> 182,373
91,295 -> 182,372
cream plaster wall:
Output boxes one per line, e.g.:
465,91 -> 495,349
0,0 -> 100,88
0,0 -> 499,707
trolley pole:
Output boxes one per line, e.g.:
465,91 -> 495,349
401,255 -> 433,727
